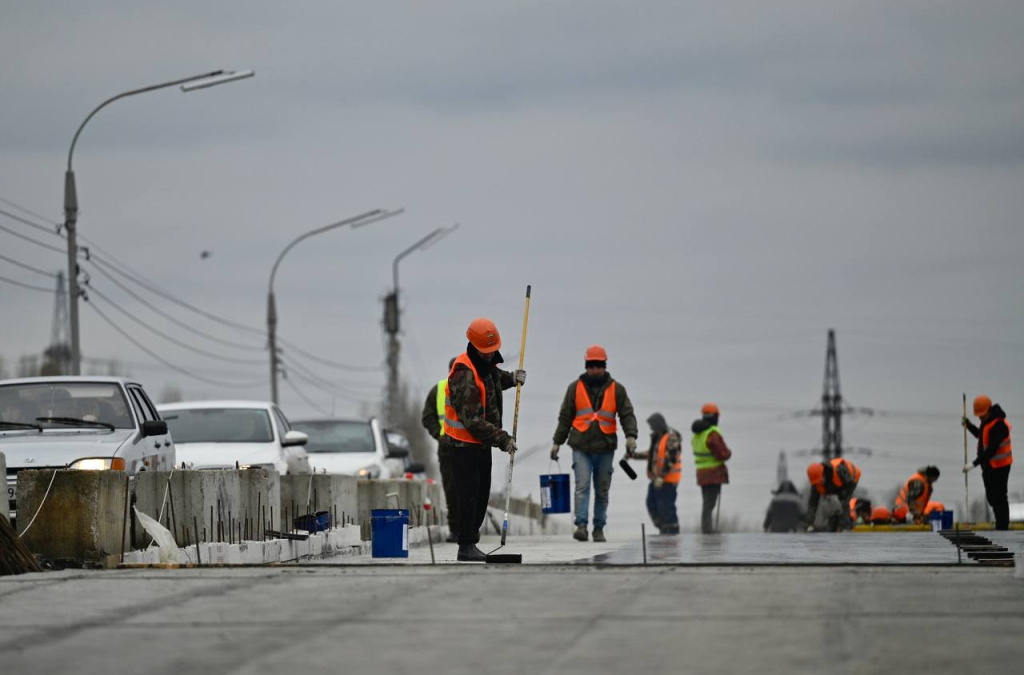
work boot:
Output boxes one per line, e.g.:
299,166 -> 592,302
573,526 -> 588,542
592,528 -> 606,543
457,544 -> 486,562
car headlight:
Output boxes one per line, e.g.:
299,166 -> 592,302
67,457 -> 126,471
357,464 -> 381,479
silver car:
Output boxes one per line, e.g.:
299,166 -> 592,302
1,376 -> 175,522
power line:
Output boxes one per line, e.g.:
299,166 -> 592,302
0,206 -> 59,237
84,259 -> 266,352
86,284 -> 267,366
0,254 -> 59,278
81,356 -> 266,380
0,274 -> 53,293
283,376 -> 331,416
280,354 -> 380,399
0,196 -> 59,229
0,221 -> 66,255
84,300 -> 265,389
277,336 -> 384,373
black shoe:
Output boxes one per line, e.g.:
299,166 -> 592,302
445,531 -> 458,543
573,526 -> 588,541
592,528 -> 606,542
457,544 -> 486,562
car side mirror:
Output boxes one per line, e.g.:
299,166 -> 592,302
142,420 -> 168,437
387,445 -> 409,459
283,430 -> 308,447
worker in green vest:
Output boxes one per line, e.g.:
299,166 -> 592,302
421,358 -> 458,542
691,402 -> 733,534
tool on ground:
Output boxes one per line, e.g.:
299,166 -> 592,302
962,392 -> 969,521
486,284 -> 531,565
619,456 -> 638,480
715,490 -> 722,532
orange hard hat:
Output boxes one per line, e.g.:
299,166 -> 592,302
924,501 -> 945,515
806,463 -> 824,484
466,317 -> 501,353
973,395 -> 992,417
892,505 -> 908,522
870,506 -> 891,523
584,345 -> 608,362
701,402 -> 719,416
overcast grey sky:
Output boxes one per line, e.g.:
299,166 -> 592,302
2,1 -> 1023,528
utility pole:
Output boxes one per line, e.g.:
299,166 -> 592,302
45,270 -> 72,375
383,225 -> 459,426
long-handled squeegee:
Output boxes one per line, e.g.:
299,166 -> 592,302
486,285 -> 531,565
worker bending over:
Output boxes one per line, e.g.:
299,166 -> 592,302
893,466 -> 940,525
806,457 -> 861,531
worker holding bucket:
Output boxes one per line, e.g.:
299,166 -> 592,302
550,345 -> 638,543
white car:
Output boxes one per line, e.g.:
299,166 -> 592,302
2,376 -> 175,522
157,400 -> 311,475
291,417 -> 405,478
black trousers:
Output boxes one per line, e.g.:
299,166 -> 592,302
451,443 -> 492,546
982,465 -> 1011,530
701,484 -> 721,534
437,437 -> 459,532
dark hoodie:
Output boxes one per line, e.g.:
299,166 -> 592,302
965,404 -> 1010,469
691,416 -> 732,486
446,342 -> 516,449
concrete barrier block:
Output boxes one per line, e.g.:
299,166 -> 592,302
239,467 -> 279,537
17,469 -> 129,562
134,470 -> 243,546
279,474 -> 358,530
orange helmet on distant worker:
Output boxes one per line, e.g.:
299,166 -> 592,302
806,463 -> 824,485
870,506 -> 892,524
701,402 -> 720,416
892,505 -> 908,522
973,395 -> 992,417
584,345 -> 608,363
466,318 -> 501,354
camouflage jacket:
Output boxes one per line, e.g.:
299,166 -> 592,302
634,428 -> 682,480
552,373 -> 638,453
447,355 -> 515,449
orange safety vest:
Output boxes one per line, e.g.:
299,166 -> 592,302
442,353 -> 486,445
982,419 -> 1013,469
571,380 -> 617,435
812,458 -> 861,495
653,432 -> 682,485
895,472 -> 931,516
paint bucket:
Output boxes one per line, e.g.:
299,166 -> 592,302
371,509 -> 409,558
929,510 -> 943,532
942,510 -> 954,530
540,469 -> 571,514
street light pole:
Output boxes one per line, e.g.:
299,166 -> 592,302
384,224 -> 459,425
63,69 -> 255,374
267,208 -> 404,405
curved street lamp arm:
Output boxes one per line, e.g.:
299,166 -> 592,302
67,70 -> 226,171
392,227 -> 445,292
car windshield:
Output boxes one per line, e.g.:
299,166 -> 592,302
0,382 -> 133,430
292,420 -> 375,454
161,408 -> 274,443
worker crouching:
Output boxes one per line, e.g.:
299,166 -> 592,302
893,466 -> 940,525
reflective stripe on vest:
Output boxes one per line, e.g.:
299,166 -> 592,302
655,432 -> 682,485
571,380 -> 618,435
895,472 -> 931,515
692,426 -> 724,470
435,378 -> 447,437
982,419 -> 1013,469
443,354 -> 486,444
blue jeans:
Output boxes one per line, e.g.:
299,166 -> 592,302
646,482 -> 679,532
572,450 -> 614,528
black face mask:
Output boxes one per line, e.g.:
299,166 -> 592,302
583,371 -> 609,387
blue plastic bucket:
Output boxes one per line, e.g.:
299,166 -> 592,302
929,510 -> 943,532
540,473 -> 571,514
294,510 -> 331,533
371,509 -> 409,558
942,510 -> 954,530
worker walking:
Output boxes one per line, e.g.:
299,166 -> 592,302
550,345 -> 638,543
421,358 -> 459,543
631,412 -> 682,534
963,395 -> 1013,530
444,318 -> 526,562
763,480 -> 805,533
805,458 -> 861,531
691,403 -> 732,534
893,466 -> 940,525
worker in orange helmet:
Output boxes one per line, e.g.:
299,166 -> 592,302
443,318 -> 526,562
869,506 -> 892,525
963,395 -> 1013,530
805,457 -> 861,531
893,466 -> 940,525
550,344 -> 638,543
692,402 -> 733,534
